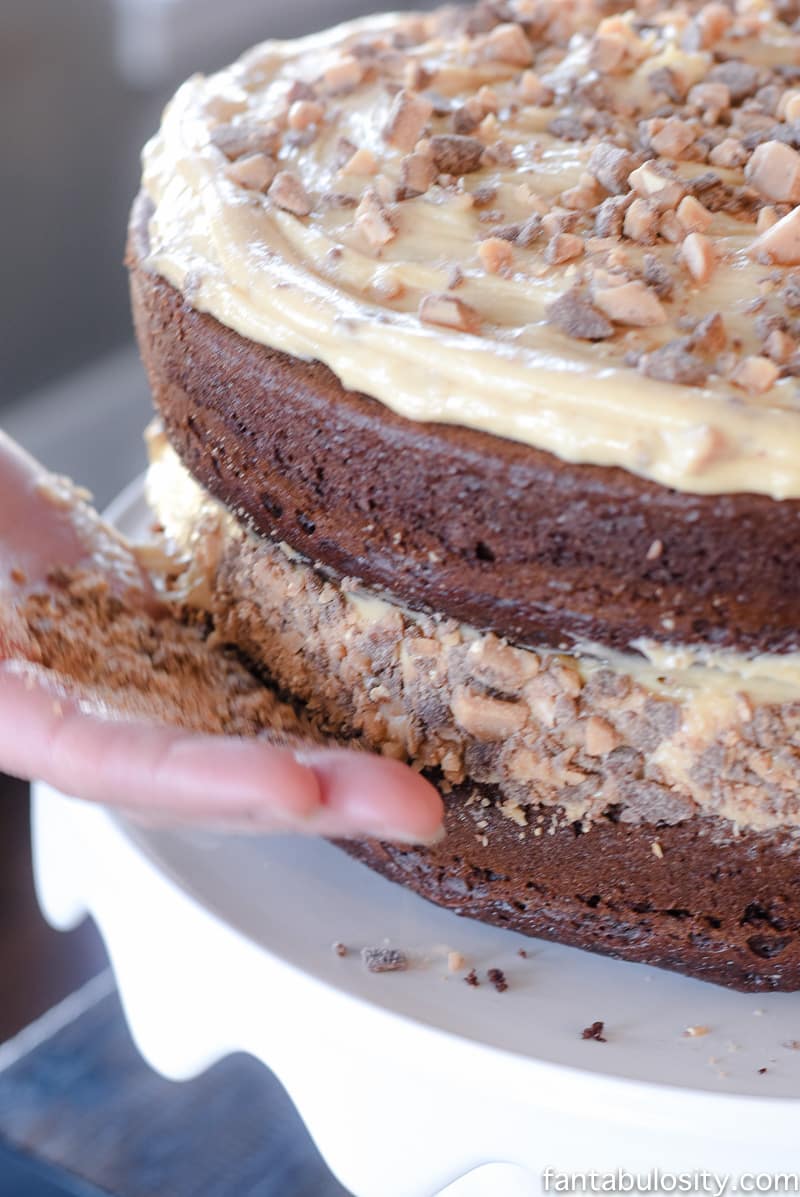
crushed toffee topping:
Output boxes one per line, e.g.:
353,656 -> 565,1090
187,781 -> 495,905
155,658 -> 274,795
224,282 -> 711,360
143,0 -> 800,497
199,0 -> 800,387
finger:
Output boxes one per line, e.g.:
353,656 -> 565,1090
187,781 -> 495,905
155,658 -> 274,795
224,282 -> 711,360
0,667 -> 444,843
295,747 -> 445,844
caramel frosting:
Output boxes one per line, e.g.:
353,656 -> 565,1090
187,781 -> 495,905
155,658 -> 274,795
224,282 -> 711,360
142,0 -> 800,498
146,432 -> 800,832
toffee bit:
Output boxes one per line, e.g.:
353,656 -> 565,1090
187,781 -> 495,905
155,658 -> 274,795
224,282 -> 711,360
515,214 -> 543,248
452,103 -> 481,135
428,134 -> 484,175
593,280 -> 665,327
548,114 -> 589,142
322,191 -> 358,209
286,79 -> 316,104
383,89 -> 434,152
545,232 -> 584,264
480,22 -> 533,68
355,188 -> 397,248
628,162 -> 685,211
446,264 -> 464,289
288,99 -> 325,131
332,941 -> 348,957
595,195 -> 631,239
647,65 -> 686,104
639,340 -> 709,386
210,121 -> 281,161
745,141 -> 800,205
320,55 -> 363,96
419,292 -> 482,333
582,1020 -> 607,1042
487,967 -> 508,992
689,311 -> 727,356
751,205 -> 800,266
681,232 -> 716,285
731,355 -> 779,394
334,136 -> 357,168
587,142 -> 638,196
464,968 -> 480,987
546,289 -> 614,342
343,146 -> 378,175
361,946 -> 408,973
268,169 -> 312,217
478,235 -> 514,274
623,198 -> 659,245
471,182 -> 498,208
489,214 -> 542,248
398,152 -> 436,198
784,275 -> 800,310
225,152 -> 277,193
676,194 -> 713,235
707,60 -> 760,104
642,253 -> 674,300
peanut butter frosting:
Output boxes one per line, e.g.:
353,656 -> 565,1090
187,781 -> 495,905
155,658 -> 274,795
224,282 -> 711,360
142,0 -> 800,498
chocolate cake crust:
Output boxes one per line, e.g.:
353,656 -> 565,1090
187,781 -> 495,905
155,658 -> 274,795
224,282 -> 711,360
128,194 -> 800,654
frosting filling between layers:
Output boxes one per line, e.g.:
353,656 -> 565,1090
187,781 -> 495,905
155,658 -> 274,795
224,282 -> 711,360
142,1 -> 800,498
145,433 -> 800,833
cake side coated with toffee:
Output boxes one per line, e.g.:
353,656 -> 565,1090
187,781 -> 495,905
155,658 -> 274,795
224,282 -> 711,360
129,0 -> 800,989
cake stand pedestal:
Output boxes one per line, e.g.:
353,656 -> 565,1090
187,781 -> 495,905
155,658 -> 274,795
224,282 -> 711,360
29,481 -> 800,1196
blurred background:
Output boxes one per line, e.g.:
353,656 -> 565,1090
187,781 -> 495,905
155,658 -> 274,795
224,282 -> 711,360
0,2 -> 412,1191
2,0 -> 388,504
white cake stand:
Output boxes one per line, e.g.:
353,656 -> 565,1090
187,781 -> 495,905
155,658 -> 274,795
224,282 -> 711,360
30,482 -> 800,1197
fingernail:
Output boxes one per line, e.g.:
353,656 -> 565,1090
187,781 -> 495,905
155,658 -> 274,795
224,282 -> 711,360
348,822 -> 445,847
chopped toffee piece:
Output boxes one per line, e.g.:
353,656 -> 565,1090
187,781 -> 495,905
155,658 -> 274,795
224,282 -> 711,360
419,292 -> 482,332
587,142 -> 638,195
546,289 -> 614,340
361,947 -> 408,973
487,967 -> 508,992
593,280 -> 666,327
428,134 -> 485,175
225,153 -> 278,193
752,205 -> 800,264
383,89 -> 434,152
355,188 -> 397,248
268,169 -> 312,216
746,141 -> 800,204
639,340 -> 709,385
398,152 -> 437,197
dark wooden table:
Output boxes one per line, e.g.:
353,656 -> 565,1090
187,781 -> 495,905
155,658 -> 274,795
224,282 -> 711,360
0,778 -> 107,1043
0,779 -> 351,1197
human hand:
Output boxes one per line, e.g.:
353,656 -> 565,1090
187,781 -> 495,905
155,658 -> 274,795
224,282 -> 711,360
0,431 -> 443,843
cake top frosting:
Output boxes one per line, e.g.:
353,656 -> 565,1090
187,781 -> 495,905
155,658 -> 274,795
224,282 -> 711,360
143,0 -> 800,498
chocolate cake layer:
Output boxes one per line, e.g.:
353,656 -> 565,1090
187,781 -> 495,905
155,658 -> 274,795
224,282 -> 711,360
341,789 -> 800,992
129,194 -> 800,655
